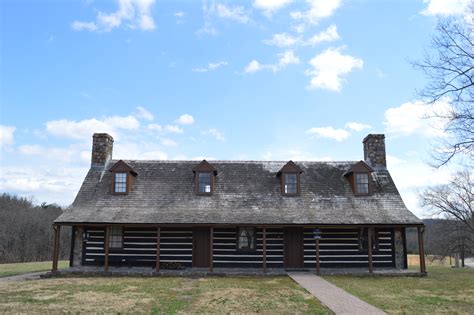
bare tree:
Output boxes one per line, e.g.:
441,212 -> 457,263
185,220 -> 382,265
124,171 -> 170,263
413,14 -> 474,166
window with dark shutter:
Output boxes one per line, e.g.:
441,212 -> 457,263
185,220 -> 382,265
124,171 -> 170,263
109,226 -> 123,249
198,172 -> 212,194
284,173 -> 298,194
114,173 -> 127,193
355,173 -> 369,194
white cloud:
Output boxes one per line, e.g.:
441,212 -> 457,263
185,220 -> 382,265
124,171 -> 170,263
305,24 -> 340,46
244,50 -> 300,73
263,25 -> 339,48
0,125 -> 16,146
213,3 -> 249,23
291,0 -> 341,26
71,21 -> 98,31
307,126 -> 350,141
254,0 -> 293,15
175,114 -> 195,125
263,33 -> 301,47
164,125 -> 183,134
345,122 -> 371,132
306,47 -> 363,91
18,144 -> 82,164
244,60 -> 263,73
174,11 -> 185,18
135,106 -> 154,121
421,0 -> 470,16
383,99 -> 452,138
45,115 -> 140,140
192,61 -> 228,72
72,0 -> 156,32
386,154 -> 453,217
204,128 -> 226,142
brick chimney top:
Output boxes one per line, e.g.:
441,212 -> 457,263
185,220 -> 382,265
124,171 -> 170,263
91,133 -> 114,167
363,134 -> 386,170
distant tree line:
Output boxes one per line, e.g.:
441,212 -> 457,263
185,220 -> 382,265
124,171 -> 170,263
0,193 -> 70,263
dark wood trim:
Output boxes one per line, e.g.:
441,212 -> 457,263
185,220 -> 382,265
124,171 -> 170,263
402,227 -> 408,269
209,227 -> 214,272
368,228 -> 373,273
315,238 -> 320,274
262,227 -> 267,273
69,226 -> 76,267
52,225 -> 61,272
58,222 -> 426,228
104,226 -> 110,272
418,226 -> 426,275
156,227 -> 160,272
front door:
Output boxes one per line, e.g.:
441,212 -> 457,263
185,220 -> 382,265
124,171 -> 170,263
284,227 -> 304,268
193,227 -> 210,267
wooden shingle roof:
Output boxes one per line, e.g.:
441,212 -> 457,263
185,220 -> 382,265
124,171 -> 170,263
55,160 -> 422,225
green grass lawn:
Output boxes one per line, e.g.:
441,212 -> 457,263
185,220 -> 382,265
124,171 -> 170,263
0,261 -> 69,278
324,266 -> 474,314
0,276 -> 331,314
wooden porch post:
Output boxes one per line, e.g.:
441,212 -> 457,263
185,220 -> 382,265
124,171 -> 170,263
418,226 -> 426,275
262,227 -> 267,274
52,224 -> 61,272
368,228 -> 373,273
209,227 -> 214,272
156,226 -> 161,272
315,238 -> 320,275
104,226 -> 110,272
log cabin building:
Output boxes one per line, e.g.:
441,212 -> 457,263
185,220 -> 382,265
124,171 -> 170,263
52,133 -> 427,274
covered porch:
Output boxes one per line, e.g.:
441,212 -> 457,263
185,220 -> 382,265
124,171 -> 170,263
51,223 -> 427,276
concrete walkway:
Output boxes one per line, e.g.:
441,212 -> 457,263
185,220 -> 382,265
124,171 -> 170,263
288,272 -> 386,315
0,271 -> 46,282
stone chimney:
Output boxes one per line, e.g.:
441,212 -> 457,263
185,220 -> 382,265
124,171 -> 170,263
363,134 -> 386,170
91,133 -> 114,167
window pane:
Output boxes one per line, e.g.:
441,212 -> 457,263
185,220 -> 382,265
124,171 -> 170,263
238,227 -> 255,250
355,173 -> 369,194
284,174 -> 298,194
115,173 -> 127,193
198,172 -> 212,193
109,226 -> 123,248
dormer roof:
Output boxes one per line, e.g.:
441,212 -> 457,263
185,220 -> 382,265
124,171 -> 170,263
192,160 -> 217,175
109,160 -> 138,176
343,160 -> 373,177
277,160 -> 303,176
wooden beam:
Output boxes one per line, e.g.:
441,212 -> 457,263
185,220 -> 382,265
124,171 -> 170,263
104,226 -> 110,272
368,228 -> 373,273
262,227 -> 267,274
209,227 -> 213,272
418,226 -> 426,275
315,238 -> 320,275
156,227 -> 161,272
69,226 -> 76,267
52,225 -> 61,272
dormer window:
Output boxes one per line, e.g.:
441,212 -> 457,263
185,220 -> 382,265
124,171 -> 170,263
193,160 -> 217,196
277,161 -> 303,196
109,160 -> 138,195
114,173 -> 127,193
198,172 -> 212,194
343,161 -> 373,196
355,173 -> 369,194
284,173 -> 298,194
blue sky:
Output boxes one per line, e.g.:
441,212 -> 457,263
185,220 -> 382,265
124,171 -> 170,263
0,0 -> 468,216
